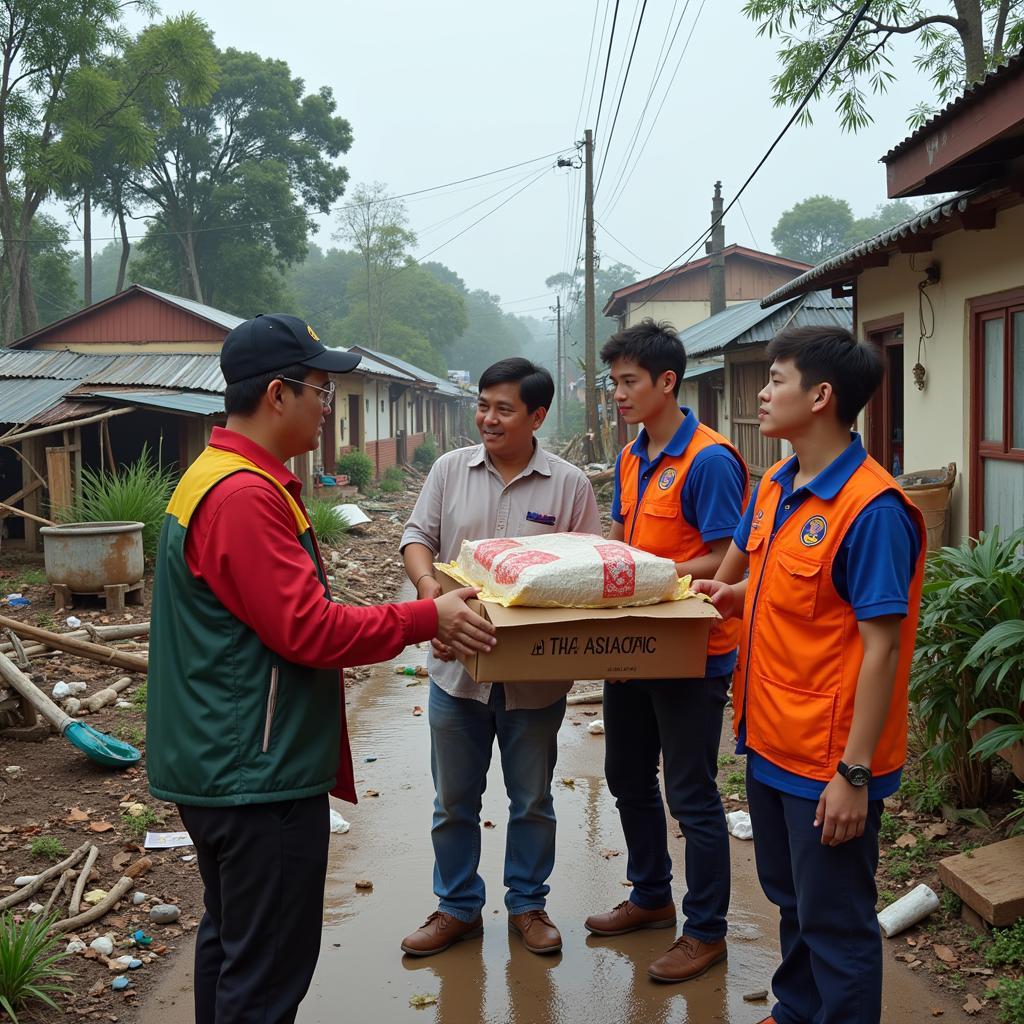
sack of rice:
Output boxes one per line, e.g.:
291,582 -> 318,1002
443,532 -> 693,609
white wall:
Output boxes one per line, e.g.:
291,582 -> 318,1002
856,203 -> 1024,540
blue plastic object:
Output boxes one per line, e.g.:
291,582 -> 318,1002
63,721 -> 141,768
111,977 -> 130,991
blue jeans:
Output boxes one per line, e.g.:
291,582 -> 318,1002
603,674 -> 730,942
746,766 -> 884,1024
428,680 -> 566,922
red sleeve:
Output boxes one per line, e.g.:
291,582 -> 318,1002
185,474 -> 438,669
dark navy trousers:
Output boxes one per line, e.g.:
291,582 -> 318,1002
603,674 -> 730,942
746,766 -> 884,1024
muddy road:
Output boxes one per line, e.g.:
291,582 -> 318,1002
141,606 -> 966,1023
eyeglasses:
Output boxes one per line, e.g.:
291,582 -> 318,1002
280,377 -> 335,410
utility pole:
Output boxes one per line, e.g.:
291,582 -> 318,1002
554,294 -> 564,437
707,181 -> 726,317
584,128 -> 597,460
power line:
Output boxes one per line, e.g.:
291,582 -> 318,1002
20,148 -> 574,247
594,0 -> 649,200
601,0 -> 706,219
625,0 -> 872,318
736,197 -> 762,251
573,0 -> 604,138
598,0 -> 692,216
594,219 -> 661,269
592,0 -> 622,139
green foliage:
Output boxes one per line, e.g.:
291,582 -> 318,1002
126,43 -> 351,312
29,838 -> 66,862
0,911 -> 70,1022
60,444 -> 176,559
378,466 -> 406,494
121,805 -> 159,840
130,681 -> 147,711
337,450 -> 373,491
994,977 -> 1024,1024
940,888 -> 962,918
283,244 -> 363,339
988,919 -> 1024,968
546,261 -> 637,358
306,497 -> 349,547
742,1 -> 1024,133
910,527 -> 1024,806
898,767 -> 949,816
115,723 -> 145,748
723,771 -> 747,800
14,570 -> 47,589
717,753 -> 737,769
772,195 -> 854,263
412,435 -> 440,472
878,810 -> 900,843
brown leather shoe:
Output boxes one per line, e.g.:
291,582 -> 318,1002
400,910 -> 483,957
585,899 -> 677,936
508,910 -> 562,954
648,934 -> 727,983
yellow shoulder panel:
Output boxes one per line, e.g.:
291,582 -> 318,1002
166,448 -> 309,532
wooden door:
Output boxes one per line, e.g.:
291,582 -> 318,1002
866,319 -> 905,475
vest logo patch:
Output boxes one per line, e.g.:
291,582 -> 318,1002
800,515 -> 827,546
657,467 -> 677,490
751,508 -> 765,532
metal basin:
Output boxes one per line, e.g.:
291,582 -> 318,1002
40,521 -> 145,593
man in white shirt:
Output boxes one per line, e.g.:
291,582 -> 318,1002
400,357 -> 601,958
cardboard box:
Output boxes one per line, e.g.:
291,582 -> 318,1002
437,566 -> 720,682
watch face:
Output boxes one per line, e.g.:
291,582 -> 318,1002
847,765 -> 871,787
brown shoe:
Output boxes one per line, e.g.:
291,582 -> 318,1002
400,910 -> 483,957
508,910 -> 562,954
585,899 -> 677,936
648,934 -> 727,983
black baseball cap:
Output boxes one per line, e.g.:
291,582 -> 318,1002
220,313 -> 361,384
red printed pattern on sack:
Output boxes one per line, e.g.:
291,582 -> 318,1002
473,538 -> 522,570
493,549 -> 560,585
595,543 -> 636,599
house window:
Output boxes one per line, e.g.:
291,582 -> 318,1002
971,290 -> 1024,534
730,359 -> 780,479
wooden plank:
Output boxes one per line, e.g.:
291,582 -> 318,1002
45,447 -> 72,516
938,836 -> 1024,927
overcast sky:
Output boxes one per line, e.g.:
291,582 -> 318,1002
108,1 -> 938,317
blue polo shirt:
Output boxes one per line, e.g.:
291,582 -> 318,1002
734,434 -> 920,801
612,407 -> 747,677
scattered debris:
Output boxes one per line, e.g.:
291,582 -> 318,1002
878,884 -> 940,938
354,879 -> 373,890
409,993 -> 438,1008
587,720 -> 605,735
143,830 -> 193,849
726,810 -> 754,840
743,990 -> 769,1002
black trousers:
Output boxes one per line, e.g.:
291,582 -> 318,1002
178,793 -> 330,1024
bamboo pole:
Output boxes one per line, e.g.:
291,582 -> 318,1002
0,615 -> 148,673
0,500 -> 56,526
51,875 -> 135,935
0,407 -> 133,446
67,845 -> 99,918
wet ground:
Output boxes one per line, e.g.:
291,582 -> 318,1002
141,600 -> 968,1024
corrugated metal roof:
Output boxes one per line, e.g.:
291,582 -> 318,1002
87,390 -> 225,416
0,350 -> 226,392
684,291 -> 852,354
348,345 -> 466,397
759,189 -> 984,307
0,377 -> 87,425
341,349 -> 414,382
135,286 -> 246,331
883,49 -> 1024,162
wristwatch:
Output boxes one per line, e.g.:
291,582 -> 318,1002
837,761 -> 872,787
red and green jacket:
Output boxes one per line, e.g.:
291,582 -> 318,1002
147,428 -> 437,807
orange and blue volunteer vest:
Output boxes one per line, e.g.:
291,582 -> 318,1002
733,453 -> 926,781
618,422 -> 749,658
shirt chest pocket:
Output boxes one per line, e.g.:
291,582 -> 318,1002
767,552 -> 822,619
639,500 -> 678,524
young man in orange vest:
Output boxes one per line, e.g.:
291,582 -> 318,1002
584,319 -> 749,983
695,325 -> 926,1024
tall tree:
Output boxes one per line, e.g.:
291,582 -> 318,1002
0,0 -> 139,341
51,14 -> 217,304
123,44 -> 351,307
547,260 -> 637,356
848,198 -> 920,239
336,182 -> 416,349
1,207 -> 77,332
771,194 -> 855,262
743,1 -> 1024,130
283,244 -> 363,339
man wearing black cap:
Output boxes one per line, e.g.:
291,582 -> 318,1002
147,314 -> 495,1024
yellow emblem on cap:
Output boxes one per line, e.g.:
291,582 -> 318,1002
307,324 -> 320,342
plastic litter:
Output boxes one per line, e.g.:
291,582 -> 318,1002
394,665 -> 428,677
115,699 -> 132,709
52,681 -> 71,699
66,616 -> 82,628
5,593 -> 30,608
111,977 -> 130,991
332,503 -> 371,528
90,935 -> 114,956
66,940 -> 86,954
27,902 -> 44,914
143,830 -> 193,850
329,809 -> 351,834
133,929 -> 153,946
587,720 -> 605,735
14,875 -> 37,886
726,810 -> 754,840
877,883 -> 941,938
364,756 -> 378,763
67,682 -> 87,695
